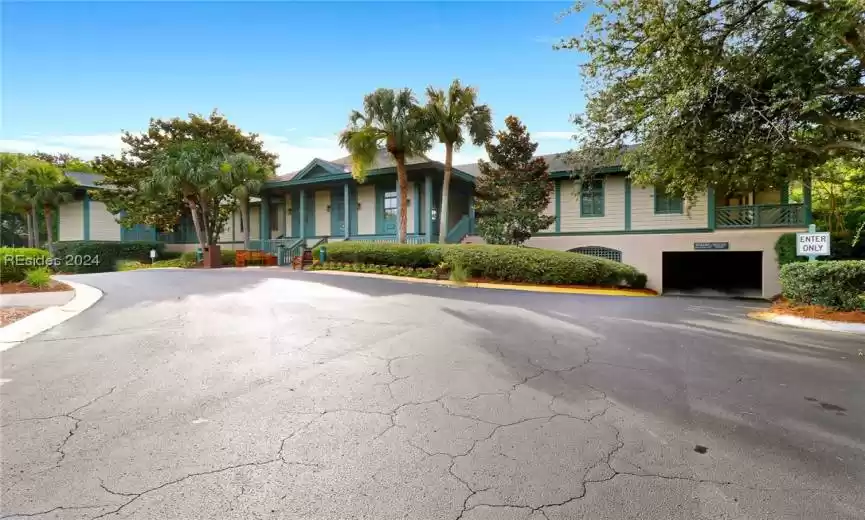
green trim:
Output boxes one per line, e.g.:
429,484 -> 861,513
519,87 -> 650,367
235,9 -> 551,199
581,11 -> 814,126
260,199 -> 270,239
579,178 -> 605,217
653,185 -> 684,214
264,162 -> 475,188
707,187 -> 716,230
344,183 -> 351,239
535,227 -> 713,237
330,187 -> 346,237
780,181 -> 789,205
548,165 -> 627,180
299,190 -> 306,238
82,192 -> 91,240
291,158 -> 347,182
624,178 -> 631,231
425,175 -> 434,239
375,184 -> 398,235
554,180 -> 561,232
413,182 -> 421,234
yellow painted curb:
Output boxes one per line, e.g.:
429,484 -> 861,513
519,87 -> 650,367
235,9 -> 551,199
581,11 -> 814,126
307,270 -> 655,297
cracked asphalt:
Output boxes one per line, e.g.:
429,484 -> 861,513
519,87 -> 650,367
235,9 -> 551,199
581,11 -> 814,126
1,268 -> 864,519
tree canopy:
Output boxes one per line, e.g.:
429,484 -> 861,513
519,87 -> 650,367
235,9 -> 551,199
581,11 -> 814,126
93,110 -> 278,231
559,0 -> 865,199
474,116 -> 556,245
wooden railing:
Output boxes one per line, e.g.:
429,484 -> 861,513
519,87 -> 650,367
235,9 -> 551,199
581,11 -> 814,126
716,204 -> 805,228
445,215 -> 471,244
350,235 -> 432,244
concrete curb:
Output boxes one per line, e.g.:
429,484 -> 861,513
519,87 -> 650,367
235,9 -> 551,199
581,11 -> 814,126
748,311 -> 865,334
304,269 -> 655,297
0,280 -> 103,352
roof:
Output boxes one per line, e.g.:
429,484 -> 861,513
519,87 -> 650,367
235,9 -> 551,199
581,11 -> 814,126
64,171 -> 104,188
453,146 -> 636,178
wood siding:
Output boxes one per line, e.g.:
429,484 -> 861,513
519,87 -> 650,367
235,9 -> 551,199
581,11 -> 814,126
249,206 -> 260,239
88,201 -> 120,240
542,182 -> 556,232
357,185 -> 376,234
314,190 -> 331,236
631,185 -> 709,231
559,177 -> 626,232
58,201 -> 84,241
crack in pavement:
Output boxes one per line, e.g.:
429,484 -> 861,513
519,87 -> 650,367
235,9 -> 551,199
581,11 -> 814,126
0,505 -> 112,519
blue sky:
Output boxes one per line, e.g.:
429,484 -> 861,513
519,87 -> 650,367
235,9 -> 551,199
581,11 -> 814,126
1,1 -> 590,173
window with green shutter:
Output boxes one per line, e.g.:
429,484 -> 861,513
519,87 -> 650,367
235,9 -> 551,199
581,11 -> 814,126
654,186 -> 684,214
580,178 -> 604,217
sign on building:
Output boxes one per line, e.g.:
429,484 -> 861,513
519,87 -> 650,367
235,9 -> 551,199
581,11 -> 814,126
796,226 -> 830,259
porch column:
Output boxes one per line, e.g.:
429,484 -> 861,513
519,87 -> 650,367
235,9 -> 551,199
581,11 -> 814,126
260,198 -> 269,240
425,174 -> 433,241
468,192 -> 475,234
299,189 -> 306,239
803,176 -> 813,225
412,182 -> 421,235
343,183 -> 350,239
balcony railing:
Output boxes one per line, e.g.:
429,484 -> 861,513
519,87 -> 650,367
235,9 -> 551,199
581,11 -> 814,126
350,234 -> 432,244
716,203 -> 805,229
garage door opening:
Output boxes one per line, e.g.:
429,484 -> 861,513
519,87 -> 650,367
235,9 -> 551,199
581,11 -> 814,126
662,251 -> 762,297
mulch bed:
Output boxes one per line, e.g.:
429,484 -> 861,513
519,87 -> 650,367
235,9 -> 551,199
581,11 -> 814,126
0,307 -> 40,327
770,299 -> 865,324
464,277 -> 658,295
0,280 -> 73,294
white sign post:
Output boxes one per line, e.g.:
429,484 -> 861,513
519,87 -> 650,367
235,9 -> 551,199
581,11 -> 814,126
149,249 -> 157,265
796,224 -> 830,262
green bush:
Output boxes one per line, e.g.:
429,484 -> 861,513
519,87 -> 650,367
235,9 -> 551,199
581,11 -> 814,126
775,233 -> 803,266
176,248 -> 235,266
313,242 -> 444,267
310,261 -> 437,279
25,267 -> 52,288
776,232 -> 865,266
310,242 -> 646,287
0,247 -> 51,282
780,260 -> 865,311
53,241 -> 165,273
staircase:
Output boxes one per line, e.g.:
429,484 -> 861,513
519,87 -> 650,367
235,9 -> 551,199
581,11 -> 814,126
292,237 -> 327,270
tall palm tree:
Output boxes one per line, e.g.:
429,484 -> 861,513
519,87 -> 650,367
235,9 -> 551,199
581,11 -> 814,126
223,153 -> 272,249
421,80 -> 493,243
17,158 -> 65,248
339,88 -> 433,243
28,166 -> 76,250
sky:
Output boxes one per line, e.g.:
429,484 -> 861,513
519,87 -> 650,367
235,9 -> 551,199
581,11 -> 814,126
1,1 -> 591,174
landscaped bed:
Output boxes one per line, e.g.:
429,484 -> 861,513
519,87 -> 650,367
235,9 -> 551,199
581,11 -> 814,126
775,260 -> 865,323
0,279 -> 72,294
769,299 -> 865,324
310,242 -> 648,290
0,307 -> 40,327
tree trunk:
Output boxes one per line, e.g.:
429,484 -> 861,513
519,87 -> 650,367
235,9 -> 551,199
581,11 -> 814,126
438,142 -> 454,244
25,210 -> 34,247
395,155 -> 408,244
43,205 -> 54,252
200,197 -> 212,245
30,206 -> 40,248
239,197 -> 250,249
187,200 -> 207,252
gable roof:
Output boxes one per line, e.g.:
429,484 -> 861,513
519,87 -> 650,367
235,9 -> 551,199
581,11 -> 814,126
453,147 -> 635,178
64,171 -> 104,188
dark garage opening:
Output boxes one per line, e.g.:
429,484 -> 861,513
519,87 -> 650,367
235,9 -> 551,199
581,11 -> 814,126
662,251 -> 762,296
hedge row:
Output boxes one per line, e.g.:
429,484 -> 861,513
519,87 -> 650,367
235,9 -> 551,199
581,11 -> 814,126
309,262 -> 438,279
0,247 -> 52,283
313,242 -> 647,288
780,260 -> 865,311
53,241 -> 165,273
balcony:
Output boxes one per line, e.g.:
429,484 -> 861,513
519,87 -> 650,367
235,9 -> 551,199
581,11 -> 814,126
716,203 -> 805,229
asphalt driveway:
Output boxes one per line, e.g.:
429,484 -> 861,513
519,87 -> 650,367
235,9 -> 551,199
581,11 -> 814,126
1,268 -> 863,519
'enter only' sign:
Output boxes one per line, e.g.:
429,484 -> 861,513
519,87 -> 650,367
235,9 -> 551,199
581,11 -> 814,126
796,231 -> 831,257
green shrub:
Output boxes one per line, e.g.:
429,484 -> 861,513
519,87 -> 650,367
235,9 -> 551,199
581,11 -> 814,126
0,247 -> 51,282
117,260 -> 144,271
53,241 -> 165,273
310,261 -> 437,279
449,260 -> 469,283
25,267 -> 52,288
159,251 -> 183,261
780,260 -> 865,311
220,249 -> 236,266
775,233 -> 802,266
311,243 -> 646,287
313,242 -> 444,267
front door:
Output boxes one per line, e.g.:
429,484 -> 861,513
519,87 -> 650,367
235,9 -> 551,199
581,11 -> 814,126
331,189 -> 346,236
377,187 -> 398,235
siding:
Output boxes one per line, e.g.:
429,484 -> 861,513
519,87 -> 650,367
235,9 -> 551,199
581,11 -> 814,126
314,190 -> 331,236
559,176 -> 626,232
58,201 -> 84,241
220,210 -> 236,243
357,185 -> 375,234
88,201 -> 121,240
249,206 -> 260,239
542,182 -> 557,232
631,185 -> 709,231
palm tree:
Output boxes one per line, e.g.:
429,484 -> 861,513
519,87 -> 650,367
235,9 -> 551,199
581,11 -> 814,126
339,88 -> 433,243
17,158 -> 65,248
26,164 -> 76,251
421,80 -> 493,243
222,153 -> 272,249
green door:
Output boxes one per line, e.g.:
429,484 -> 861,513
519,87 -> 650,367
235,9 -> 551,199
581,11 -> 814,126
376,186 -> 398,235
331,188 -> 346,236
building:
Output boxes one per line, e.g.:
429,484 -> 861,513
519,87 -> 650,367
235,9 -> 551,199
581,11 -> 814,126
55,152 -> 810,298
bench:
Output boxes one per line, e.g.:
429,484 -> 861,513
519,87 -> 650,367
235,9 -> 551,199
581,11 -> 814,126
235,250 -> 277,267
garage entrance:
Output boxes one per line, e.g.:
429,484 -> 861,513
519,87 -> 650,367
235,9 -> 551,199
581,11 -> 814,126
662,251 -> 762,296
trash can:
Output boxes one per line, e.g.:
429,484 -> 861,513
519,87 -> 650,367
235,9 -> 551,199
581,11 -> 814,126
319,246 -> 327,264
196,248 -> 203,264
277,245 -> 286,266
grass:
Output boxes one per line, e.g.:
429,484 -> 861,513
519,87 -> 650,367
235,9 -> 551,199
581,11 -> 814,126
24,268 -> 52,288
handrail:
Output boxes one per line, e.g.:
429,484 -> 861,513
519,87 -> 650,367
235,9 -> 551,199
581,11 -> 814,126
716,203 -> 804,228
445,215 -> 471,244
307,237 -> 328,250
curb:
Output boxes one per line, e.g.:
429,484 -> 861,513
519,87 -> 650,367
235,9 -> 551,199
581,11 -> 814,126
0,280 -> 103,352
304,270 -> 655,297
748,311 -> 865,334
